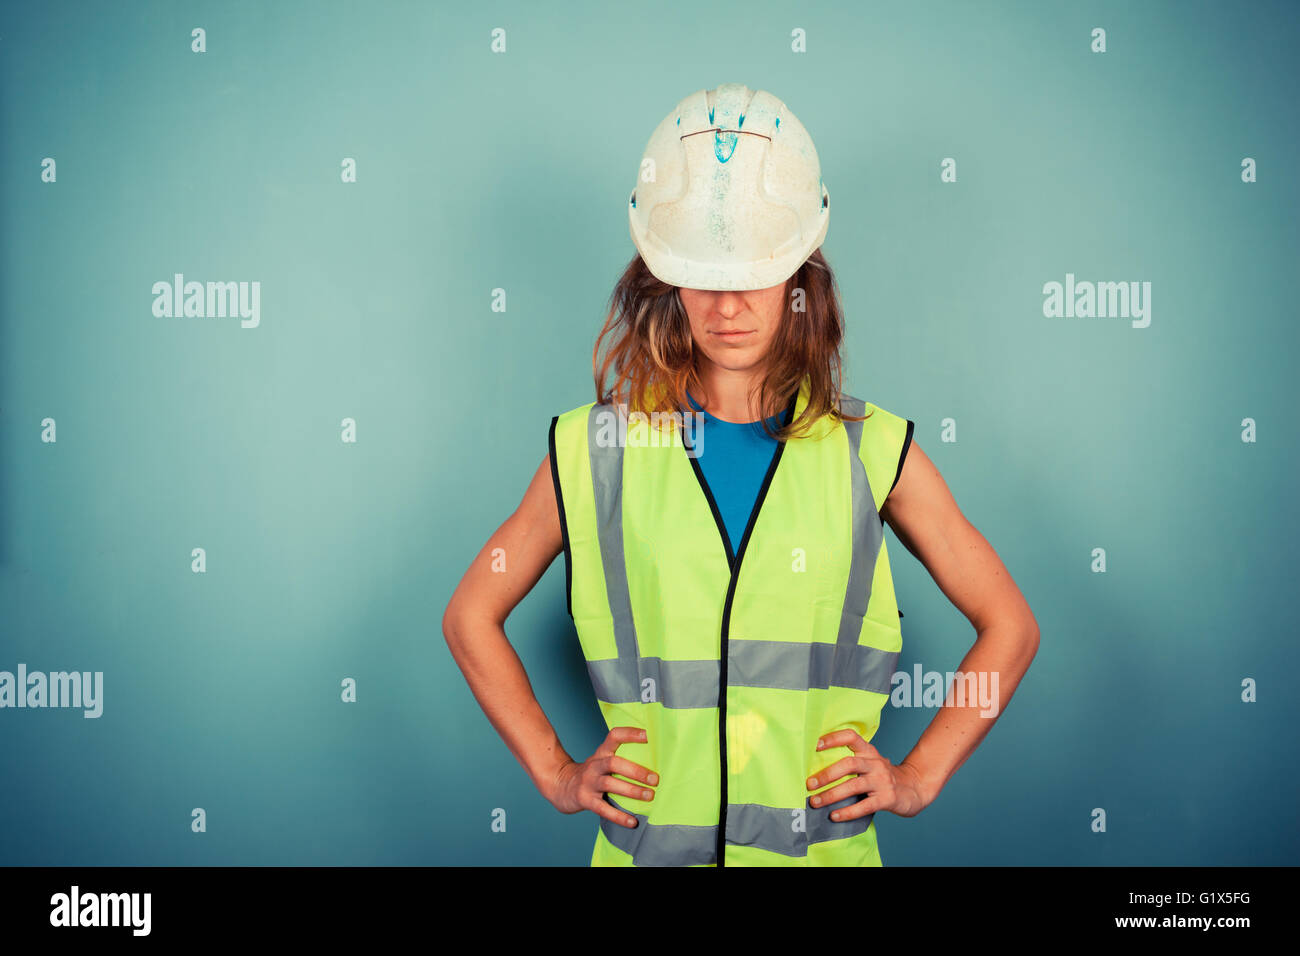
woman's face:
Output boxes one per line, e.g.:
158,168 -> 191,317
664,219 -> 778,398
678,281 -> 787,375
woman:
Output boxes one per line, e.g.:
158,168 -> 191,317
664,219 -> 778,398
443,84 -> 1039,867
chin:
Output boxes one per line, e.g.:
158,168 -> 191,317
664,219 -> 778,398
715,355 -> 760,371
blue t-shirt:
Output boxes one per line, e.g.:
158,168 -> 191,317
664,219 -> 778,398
685,390 -> 791,553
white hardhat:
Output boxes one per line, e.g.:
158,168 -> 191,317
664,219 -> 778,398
628,83 -> 829,292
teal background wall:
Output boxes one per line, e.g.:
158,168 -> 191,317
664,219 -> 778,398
1,0 -> 1296,865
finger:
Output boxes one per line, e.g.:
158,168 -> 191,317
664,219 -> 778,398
604,755 -> 660,787
806,755 -> 873,791
807,773 -> 871,809
589,753 -> 659,787
816,729 -> 877,757
825,794 -> 881,822
597,773 -> 656,803
585,792 -> 639,829
597,726 -> 648,756
815,729 -> 859,751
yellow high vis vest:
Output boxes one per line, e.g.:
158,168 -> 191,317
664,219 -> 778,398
547,375 -> 914,866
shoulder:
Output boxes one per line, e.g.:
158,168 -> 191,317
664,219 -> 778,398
840,393 -> 915,506
839,392 -> 903,425
549,400 -> 602,472
840,393 -> 912,448
550,399 -> 598,437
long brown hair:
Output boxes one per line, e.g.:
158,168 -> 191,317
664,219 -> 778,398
592,248 -> 868,441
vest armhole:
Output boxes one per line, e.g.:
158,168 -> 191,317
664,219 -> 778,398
547,415 -> 574,619
888,419 -> 914,621
888,419 -> 915,499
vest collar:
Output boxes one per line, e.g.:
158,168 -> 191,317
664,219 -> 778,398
679,379 -> 803,569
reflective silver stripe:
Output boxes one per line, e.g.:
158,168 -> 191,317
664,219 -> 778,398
835,398 -> 883,681
589,639 -> 895,703
601,794 -> 873,865
599,795 -> 717,866
587,402 -> 641,678
586,657 -> 719,709
728,798 -> 874,854
728,639 -> 898,696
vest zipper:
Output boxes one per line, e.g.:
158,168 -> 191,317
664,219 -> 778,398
715,560 -> 744,866
680,390 -> 797,868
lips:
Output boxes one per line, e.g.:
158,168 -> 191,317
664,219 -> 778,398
711,329 -> 754,339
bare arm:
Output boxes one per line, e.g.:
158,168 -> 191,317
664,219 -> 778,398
441,454 -> 575,800
880,440 -> 1041,809
441,453 -> 659,828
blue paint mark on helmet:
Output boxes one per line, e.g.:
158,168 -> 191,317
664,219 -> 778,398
708,104 -> 715,124
738,112 -> 745,129
676,116 -> 680,126
714,129 -> 738,163
775,116 -> 781,131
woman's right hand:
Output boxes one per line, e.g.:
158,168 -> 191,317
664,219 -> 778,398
546,726 -> 658,828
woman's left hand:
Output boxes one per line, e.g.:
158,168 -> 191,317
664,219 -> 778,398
807,729 -> 928,819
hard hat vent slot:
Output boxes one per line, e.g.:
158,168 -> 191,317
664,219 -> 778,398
714,130 -> 739,163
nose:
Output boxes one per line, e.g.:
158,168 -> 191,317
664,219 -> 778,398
712,291 -> 746,317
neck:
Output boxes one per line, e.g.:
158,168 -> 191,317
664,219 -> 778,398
692,362 -> 768,424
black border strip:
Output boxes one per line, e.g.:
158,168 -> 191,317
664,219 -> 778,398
888,419 -> 915,498
683,448 -> 736,567
887,418 -> 914,621
548,415 -> 573,619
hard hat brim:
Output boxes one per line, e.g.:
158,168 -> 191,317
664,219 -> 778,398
628,186 -> 830,292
